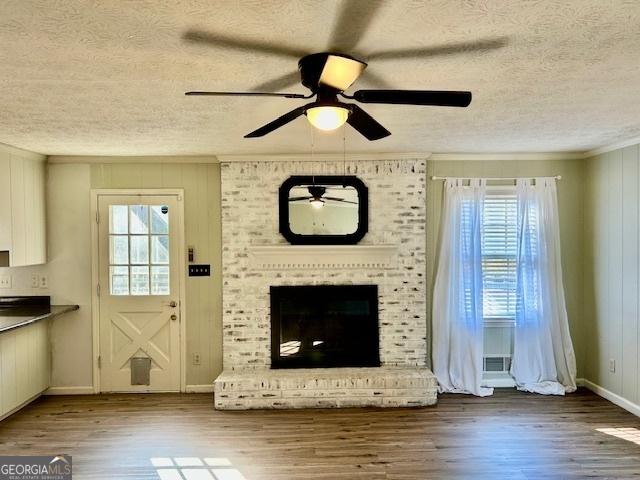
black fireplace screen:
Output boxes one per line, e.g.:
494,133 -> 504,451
270,285 -> 380,369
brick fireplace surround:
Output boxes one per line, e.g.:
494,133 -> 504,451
215,159 -> 437,409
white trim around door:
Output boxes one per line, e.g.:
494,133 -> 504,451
90,189 -> 187,393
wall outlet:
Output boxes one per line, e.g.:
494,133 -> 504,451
193,353 -> 201,365
0,275 -> 11,288
609,359 -> 616,373
39,274 -> 48,289
31,274 -> 39,288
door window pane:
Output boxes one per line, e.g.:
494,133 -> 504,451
151,235 -> 169,264
151,266 -> 170,295
131,266 -> 150,295
110,266 -> 129,295
108,203 -> 170,296
110,235 -> 129,264
130,235 -> 149,264
130,205 -> 149,234
110,205 -> 128,234
151,206 -> 169,234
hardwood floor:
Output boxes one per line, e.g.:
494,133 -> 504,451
0,388 -> 639,479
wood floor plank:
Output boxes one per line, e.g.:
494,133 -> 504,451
0,388 -> 639,479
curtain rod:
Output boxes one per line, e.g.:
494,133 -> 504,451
430,175 -> 562,181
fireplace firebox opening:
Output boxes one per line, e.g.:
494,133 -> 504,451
270,285 -> 380,369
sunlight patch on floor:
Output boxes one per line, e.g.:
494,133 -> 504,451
150,457 -> 246,480
596,427 -> 640,445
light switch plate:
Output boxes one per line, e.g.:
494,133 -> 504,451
0,275 -> 11,288
188,264 -> 211,277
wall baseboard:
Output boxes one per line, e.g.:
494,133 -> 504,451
44,386 -> 95,395
185,384 -> 214,393
578,378 -> 640,418
44,385 -> 214,394
1,392 -> 43,422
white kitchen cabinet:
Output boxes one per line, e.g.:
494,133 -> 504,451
0,321 -> 50,419
0,145 -> 47,266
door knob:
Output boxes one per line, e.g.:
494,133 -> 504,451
168,301 -> 177,308
170,314 -> 178,321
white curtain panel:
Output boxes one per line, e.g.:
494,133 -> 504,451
511,178 -> 577,395
432,179 -> 493,397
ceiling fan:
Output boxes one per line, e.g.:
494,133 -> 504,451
183,2 -> 507,141
289,185 -> 357,209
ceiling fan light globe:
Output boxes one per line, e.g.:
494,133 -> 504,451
306,106 -> 350,131
310,198 -> 325,209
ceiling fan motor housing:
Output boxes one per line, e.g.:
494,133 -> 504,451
308,185 -> 327,199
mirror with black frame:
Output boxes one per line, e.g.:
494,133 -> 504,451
279,175 -> 368,245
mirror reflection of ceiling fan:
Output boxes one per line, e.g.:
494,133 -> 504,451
289,186 -> 357,209
183,2 -> 508,140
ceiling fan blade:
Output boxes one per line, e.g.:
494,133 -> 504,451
352,90 -> 472,107
251,71 -> 301,92
183,29 -> 308,58
245,105 -> 307,138
328,0 -> 384,52
288,196 -> 313,202
346,104 -> 391,141
367,36 -> 509,61
185,91 -> 307,99
324,196 -> 358,204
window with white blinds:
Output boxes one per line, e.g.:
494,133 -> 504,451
482,188 -> 517,320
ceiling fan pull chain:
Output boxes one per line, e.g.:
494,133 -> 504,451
309,120 -> 315,185
342,125 -> 347,184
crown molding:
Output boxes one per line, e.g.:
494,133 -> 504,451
583,135 -> 640,159
429,152 -> 584,161
217,152 -> 432,163
43,140 -> 640,165
0,142 -> 45,161
47,151 -> 590,164
48,155 -> 219,164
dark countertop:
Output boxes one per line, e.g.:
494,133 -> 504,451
0,302 -> 79,334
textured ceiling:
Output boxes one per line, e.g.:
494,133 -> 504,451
1,0 -> 640,156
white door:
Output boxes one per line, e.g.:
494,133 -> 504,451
97,194 -> 182,392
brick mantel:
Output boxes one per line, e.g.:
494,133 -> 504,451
248,244 -> 399,270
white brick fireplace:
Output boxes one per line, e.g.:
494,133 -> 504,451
215,158 -> 437,409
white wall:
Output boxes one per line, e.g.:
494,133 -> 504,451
6,147 -> 623,403
89,161 -> 222,387
46,164 -> 93,390
1,161 -> 95,392
583,143 -> 640,413
42,159 -> 223,390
